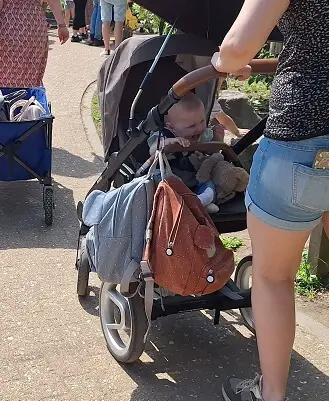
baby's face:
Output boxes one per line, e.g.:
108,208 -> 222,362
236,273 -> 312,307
167,105 -> 207,142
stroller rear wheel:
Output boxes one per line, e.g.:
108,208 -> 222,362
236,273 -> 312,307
76,237 -> 90,297
99,282 -> 148,363
234,255 -> 256,334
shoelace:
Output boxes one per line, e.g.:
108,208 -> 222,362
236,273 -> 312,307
236,374 -> 262,398
236,375 -> 289,401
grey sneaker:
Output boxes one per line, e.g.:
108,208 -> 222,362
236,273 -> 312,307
222,374 -> 264,401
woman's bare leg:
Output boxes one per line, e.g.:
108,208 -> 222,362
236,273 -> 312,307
248,213 -> 310,401
102,21 -> 112,52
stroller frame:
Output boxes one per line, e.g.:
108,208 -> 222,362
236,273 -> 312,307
76,35 -> 277,363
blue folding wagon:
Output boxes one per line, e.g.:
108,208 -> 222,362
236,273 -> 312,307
0,87 -> 54,225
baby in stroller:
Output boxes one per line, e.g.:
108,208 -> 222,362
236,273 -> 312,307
147,91 -> 223,213
147,91 -> 249,213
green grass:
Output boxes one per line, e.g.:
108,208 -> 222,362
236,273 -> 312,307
295,251 -> 326,300
91,92 -> 102,139
221,236 -> 244,252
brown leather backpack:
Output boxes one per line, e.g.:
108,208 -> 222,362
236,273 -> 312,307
142,152 -> 235,296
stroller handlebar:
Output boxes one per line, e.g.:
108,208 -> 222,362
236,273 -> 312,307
172,58 -> 278,98
139,58 -> 278,135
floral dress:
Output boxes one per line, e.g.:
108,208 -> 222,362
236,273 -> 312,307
0,0 -> 48,87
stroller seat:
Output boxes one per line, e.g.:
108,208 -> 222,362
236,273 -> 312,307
212,192 -> 247,233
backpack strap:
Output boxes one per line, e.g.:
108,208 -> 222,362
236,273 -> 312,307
120,259 -> 141,297
140,260 -> 154,343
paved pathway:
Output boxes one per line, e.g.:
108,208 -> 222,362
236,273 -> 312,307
1,30 -> 329,401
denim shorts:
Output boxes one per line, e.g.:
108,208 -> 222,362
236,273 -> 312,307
100,0 -> 126,21
246,134 -> 329,231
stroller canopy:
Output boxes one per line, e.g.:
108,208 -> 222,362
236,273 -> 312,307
99,35 -> 220,162
136,0 -> 283,43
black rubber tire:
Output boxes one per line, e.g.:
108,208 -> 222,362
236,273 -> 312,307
77,239 -> 90,297
99,283 -> 148,364
234,255 -> 256,334
44,187 -> 54,226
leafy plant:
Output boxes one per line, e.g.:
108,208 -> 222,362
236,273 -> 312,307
131,4 -> 173,34
221,236 -> 244,252
227,78 -> 271,117
295,251 -> 324,299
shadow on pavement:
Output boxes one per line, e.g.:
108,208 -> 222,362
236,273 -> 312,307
0,180 -> 78,250
117,311 -> 329,401
78,285 -> 100,316
77,287 -> 329,401
52,148 -> 104,178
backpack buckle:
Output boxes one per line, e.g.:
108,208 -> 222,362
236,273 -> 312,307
140,260 -> 153,281
140,271 -> 153,281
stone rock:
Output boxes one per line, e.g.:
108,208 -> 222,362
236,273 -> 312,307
211,90 -> 261,129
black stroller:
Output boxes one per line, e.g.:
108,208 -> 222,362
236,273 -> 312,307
75,0 -> 280,364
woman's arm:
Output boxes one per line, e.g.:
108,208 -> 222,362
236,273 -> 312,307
47,0 -> 65,24
47,0 -> 70,44
213,0 -> 289,73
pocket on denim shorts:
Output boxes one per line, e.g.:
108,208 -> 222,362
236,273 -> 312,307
292,163 -> 329,212
250,139 -> 268,182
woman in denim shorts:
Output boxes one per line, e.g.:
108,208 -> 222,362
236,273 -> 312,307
64,0 -> 75,28
100,0 -> 127,56
211,1 -> 329,400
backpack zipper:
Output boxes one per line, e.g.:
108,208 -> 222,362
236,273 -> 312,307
166,200 -> 184,256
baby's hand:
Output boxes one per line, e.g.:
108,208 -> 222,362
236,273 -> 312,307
174,137 -> 191,148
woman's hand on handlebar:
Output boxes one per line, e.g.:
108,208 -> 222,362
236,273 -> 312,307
211,52 -> 252,81
233,65 -> 252,81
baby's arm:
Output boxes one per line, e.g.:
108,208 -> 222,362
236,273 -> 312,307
215,112 -> 242,137
149,137 -> 190,155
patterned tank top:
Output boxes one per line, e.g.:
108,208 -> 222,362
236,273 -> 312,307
265,0 -> 329,141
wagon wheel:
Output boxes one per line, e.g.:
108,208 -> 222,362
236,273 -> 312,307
234,255 -> 256,334
43,186 -> 54,226
99,282 -> 148,363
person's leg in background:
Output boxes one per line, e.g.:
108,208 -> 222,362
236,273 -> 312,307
88,0 -> 103,45
72,0 -> 82,40
79,0 -> 87,37
113,2 -> 127,48
88,0 -> 97,42
94,0 -> 103,44
64,1 -> 71,27
100,0 -> 113,56
85,0 -> 93,28
72,0 -> 87,41
70,2 -> 75,25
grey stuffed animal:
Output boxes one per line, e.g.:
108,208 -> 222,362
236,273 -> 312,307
190,152 -> 250,204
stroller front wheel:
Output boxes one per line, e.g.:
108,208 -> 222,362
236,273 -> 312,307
99,282 -> 148,363
234,255 -> 256,334
76,237 -> 90,297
